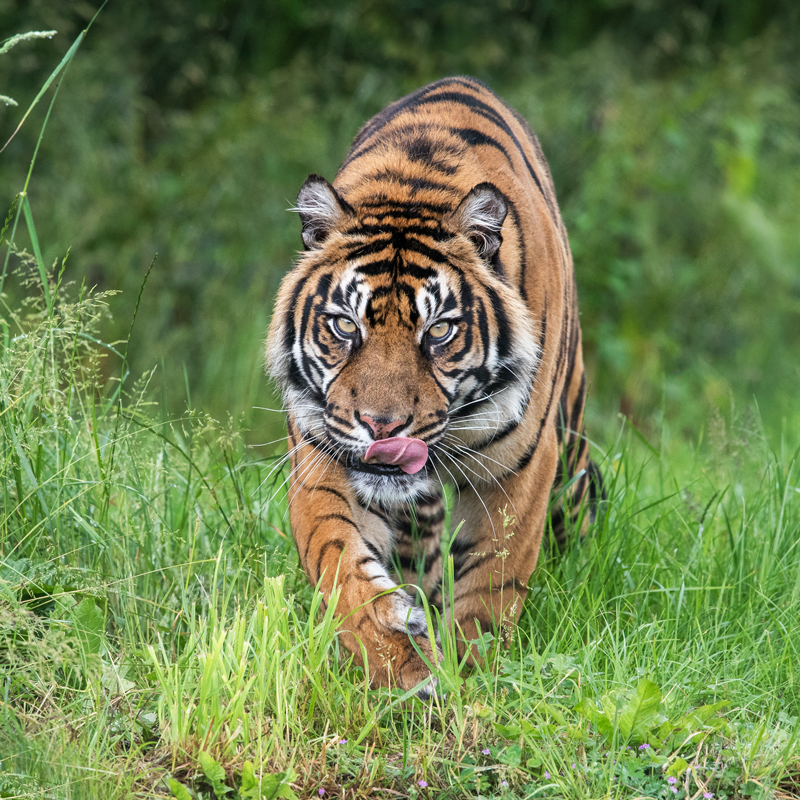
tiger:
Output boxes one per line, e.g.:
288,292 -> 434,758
266,76 -> 602,696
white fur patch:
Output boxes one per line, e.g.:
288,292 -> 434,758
292,180 -> 342,224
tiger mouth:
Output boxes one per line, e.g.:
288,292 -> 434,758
347,455 -> 406,477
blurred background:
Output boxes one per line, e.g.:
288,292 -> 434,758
1,0 -> 798,448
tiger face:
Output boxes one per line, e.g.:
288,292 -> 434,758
267,175 -> 540,506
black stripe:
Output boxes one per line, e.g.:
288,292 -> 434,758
355,196 -> 454,215
411,89 -> 553,217
282,272 -> 309,357
413,418 -> 446,438
363,539 -> 384,564
485,284 -> 512,361
450,126 -> 515,171
344,82 -> 452,156
355,259 -> 438,281
397,551 -> 440,573
318,513 -> 359,528
353,222 -> 449,242
588,460 -> 605,504
306,486 -> 349,504
449,535 -> 475,557
512,294 -> 569,475
454,576 -> 518,602
360,169 -> 461,197
571,471 -> 589,507
453,552 -> 492,582
324,422 -> 361,444
316,538 -> 346,582
304,512 -> 356,568
418,506 -> 445,527
569,372 -> 587,436
344,238 -> 392,261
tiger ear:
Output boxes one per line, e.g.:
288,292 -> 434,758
449,183 -> 508,260
294,175 -> 353,250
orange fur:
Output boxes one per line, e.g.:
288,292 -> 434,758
266,77 -> 602,695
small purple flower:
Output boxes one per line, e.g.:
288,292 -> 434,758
668,776 -> 677,785
482,748 -> 490,755
639,743 -> 650,750
318,791 -> 325,797
544,771 -> 550,779
670,788 -> 678,795
339,739 -> 347,744
571,763 -> 577,768
704,794 -> 713,799
501,781 -> 509,788
418,780 -> 428,788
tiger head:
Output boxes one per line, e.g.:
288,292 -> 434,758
266,175 -> 540,504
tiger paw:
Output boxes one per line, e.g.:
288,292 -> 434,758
371,629 -> 440,697
341,599 -> 440,696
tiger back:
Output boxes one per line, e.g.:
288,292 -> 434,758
266,76 -> 602,695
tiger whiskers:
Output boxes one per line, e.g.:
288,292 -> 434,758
442,433 -> 518,478
446,425 -> 499,433
438,436 -> 517,512
437,446 -> 497,535
304,443 -> 349,509
252,420 -> 325,495
271,444 -> 333,512
450,386 -> 511,416
261,427 -> 330,504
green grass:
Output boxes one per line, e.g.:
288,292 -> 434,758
1,240 -> 798,799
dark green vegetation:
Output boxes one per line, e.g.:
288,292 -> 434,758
1,0 -> 799,434
1,2 -> 799,798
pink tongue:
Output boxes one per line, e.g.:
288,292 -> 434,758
364,437 -> 429,475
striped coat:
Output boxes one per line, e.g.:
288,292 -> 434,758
267,77 -> 602,694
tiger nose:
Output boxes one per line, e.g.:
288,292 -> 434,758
359,414 -> 408,440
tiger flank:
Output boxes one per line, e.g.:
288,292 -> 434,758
266,77 -> 603,696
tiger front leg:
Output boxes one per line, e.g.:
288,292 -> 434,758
443,442 -> 557,659
287,442 -> 440,695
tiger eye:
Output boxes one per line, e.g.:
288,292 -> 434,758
334,317 -> 357,335
429,321 -> 452,340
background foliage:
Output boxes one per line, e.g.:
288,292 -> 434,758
1,0 -> 798,441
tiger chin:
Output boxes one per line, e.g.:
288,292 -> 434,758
266,76 -> 603,697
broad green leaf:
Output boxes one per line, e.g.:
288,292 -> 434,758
575,697 -> 615,740
574,698 -> 600,723
240,764 -> 298,800
101,662 -> 135,694
169,778 -> 193,800
240,762 -> 258,794
539,701 -> 566,725
198,751 -> 231,796
547,653 -> 577,673
70,597 -> 104,655
666,758 -> 689,779
493,722 -> 523,738
676,701 -> 728,732
618,679 -> 662,741
261,769 -> 298,800
500,744 -> 522,768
